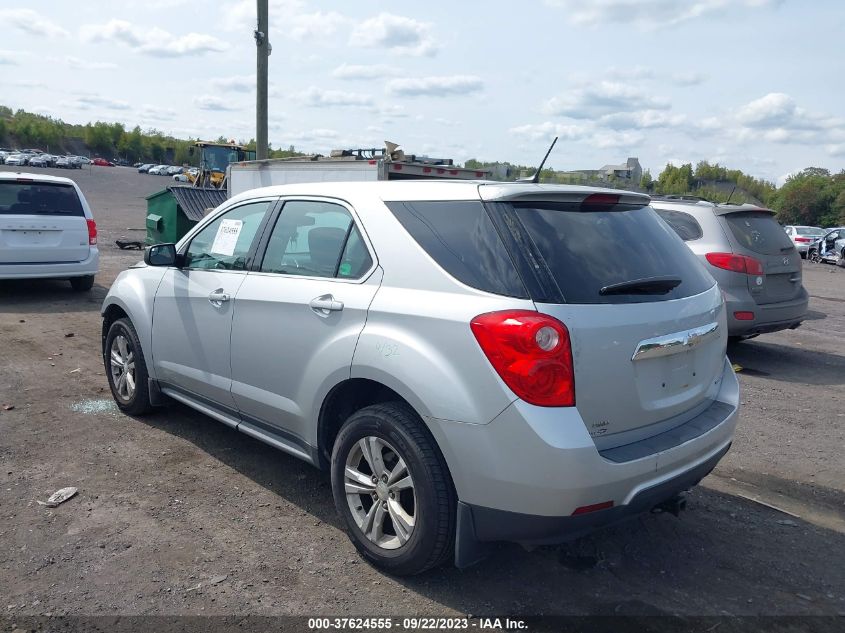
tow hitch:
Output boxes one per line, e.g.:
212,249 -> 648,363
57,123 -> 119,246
652,494 -> 687,517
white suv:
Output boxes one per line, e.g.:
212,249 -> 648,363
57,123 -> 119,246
0,172 -> 99,290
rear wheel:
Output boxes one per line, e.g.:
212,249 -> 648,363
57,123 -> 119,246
330,402 -> 455,575
104,318 -> 152,416
69,275 -> 95,291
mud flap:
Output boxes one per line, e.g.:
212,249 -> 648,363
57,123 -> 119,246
148,378 -> 167,407
454,501 -> 492,569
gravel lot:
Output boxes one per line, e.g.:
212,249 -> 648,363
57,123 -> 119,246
0,165 -> 843,620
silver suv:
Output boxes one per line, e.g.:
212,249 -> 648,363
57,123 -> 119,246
102,182 -> 739,574
651,197 -> 808,340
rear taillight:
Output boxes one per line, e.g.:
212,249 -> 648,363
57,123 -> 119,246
86,219 -> 97,245
705,252 -> 763,276
734,311 -> 755,321
794,237 -> 812,243
470,310 -> 575,407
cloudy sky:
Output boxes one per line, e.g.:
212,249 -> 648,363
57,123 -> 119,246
1,0 -> 843,183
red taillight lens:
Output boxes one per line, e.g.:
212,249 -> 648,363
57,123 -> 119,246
470,310 -> 575,407
794,237 -> 811,243
705,252 -> 763,276
86,219 -> 97,245
734,311 -> 755,321
572,500 -> 614,516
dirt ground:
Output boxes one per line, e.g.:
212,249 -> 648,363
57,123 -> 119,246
0,165 -> 843,619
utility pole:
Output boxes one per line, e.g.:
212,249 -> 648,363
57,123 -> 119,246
255,0 -> 269,159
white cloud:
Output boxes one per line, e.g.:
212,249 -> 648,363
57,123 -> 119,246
509,122 -> 591,142
59,56 -> 118,71
544,0 -> 783,29
289,11 -> 348,40
0,50 -> 24,65
64,95 -> 131,111
299,87 -> 374,108
211,75 -> 257,92
351,13 -> 437,57
194,95 -> 240,111
671,71 -> 708,86
543,81 -> 670,118
736,92 -> 797,128
386,75 -> 483,97
332,64 -> 400,80
593,130 -> 646,149
600,110 -> 687,130
0,9 -> 69,37
11,80 -> 45,89
81,20 -> 229,57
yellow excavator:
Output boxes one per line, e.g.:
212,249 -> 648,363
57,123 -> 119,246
187,141 -> 256,188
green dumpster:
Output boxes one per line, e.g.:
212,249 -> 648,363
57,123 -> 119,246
145,186 -> 228,245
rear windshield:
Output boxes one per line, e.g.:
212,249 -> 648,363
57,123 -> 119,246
654,208 -> 704,241
510,202 -> 714,304
796,227 -> 825,236
0,182 -> 84,216
385,201 -> 528,298
725,212 -> 794,255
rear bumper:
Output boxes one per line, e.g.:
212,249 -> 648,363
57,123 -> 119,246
0,248 -> 99,280
725,285 -> 808,336
461,441 -> 729,546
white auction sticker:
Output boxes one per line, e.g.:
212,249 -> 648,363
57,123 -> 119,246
210,219 -> 243,256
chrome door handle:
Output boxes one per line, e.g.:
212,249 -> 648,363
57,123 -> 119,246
309,295 -> 344,314
208,289 -> 231,306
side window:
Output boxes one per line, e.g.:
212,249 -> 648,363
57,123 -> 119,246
184,201 -> 272,271
260,200 -> 372,279
654,208 -> 704,241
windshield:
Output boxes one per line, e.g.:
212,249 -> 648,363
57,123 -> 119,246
725,212 -> 795,255
796,227 -> 825,236
202,146 -> 240,172
508,202 -> 714,304
0,182 -> 84,216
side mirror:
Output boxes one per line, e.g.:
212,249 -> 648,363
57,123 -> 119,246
144,243 -> 179,267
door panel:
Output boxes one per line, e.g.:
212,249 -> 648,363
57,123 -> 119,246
152,269 -> 246,408
150,199 -> 275,409
230,198 -> 380,444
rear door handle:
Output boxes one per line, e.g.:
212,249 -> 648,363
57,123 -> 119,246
208,289 -> 231,306
309,295 -> 344,314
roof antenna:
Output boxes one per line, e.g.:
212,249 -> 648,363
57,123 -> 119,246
724,184 -> 737,205
520,136 -> 558,184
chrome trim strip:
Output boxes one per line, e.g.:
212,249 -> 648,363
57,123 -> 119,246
631,322 -> 719,361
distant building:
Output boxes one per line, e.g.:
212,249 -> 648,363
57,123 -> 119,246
562,157 -> 642,184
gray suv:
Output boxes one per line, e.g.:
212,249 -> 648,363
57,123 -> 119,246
651,198 -> 808,339
102,182 -> 739,574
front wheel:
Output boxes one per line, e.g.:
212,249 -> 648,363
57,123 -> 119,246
331,402 -> 456,575
104,318 -> 152,416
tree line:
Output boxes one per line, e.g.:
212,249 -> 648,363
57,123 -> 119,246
0,106 -> 303,164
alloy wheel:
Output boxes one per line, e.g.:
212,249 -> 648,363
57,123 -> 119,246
109,334 -> 136,401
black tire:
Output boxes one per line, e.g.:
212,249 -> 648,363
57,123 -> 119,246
104,317 -> 152,416
69,275 -> 95,291
331,402 -> 456,576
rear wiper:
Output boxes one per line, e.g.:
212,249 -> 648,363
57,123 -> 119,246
600,276 -> 682,296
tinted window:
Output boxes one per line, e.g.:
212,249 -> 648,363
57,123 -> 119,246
385,201 -> 528,298
0,182 -> 83,216
511,202 -> 714,304
796,227 -> 824,236
260,200 -> 371,279
184,201 -> 271,271
724,212 -> 795,255
654,208 -> 703,241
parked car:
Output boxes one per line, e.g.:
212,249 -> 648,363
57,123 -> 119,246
137,163 -> 153,173
74,156 -> 91,165
652,197 -> 808,340
166,166 -> 184,176
92,158 -> 114,167
27,154 -> 54,168
0,172 -> 99,290
102,182 -> 739,574
55,156 -> 72,169
148,164 -> 169,175
172,168 -> 197,182
808,227 -> 845,267
4,153 -> 28,166
783,225 -> 826,258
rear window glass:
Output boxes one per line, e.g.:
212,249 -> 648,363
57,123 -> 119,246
654,209 -> 704,241
511,202 -> 714,304
725,212 -> 794,255
0,182 -> 84,216
385,201 -> 528,298
796,227 -> 824,236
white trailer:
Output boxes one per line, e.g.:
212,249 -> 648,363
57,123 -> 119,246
226,146 -> 491,198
